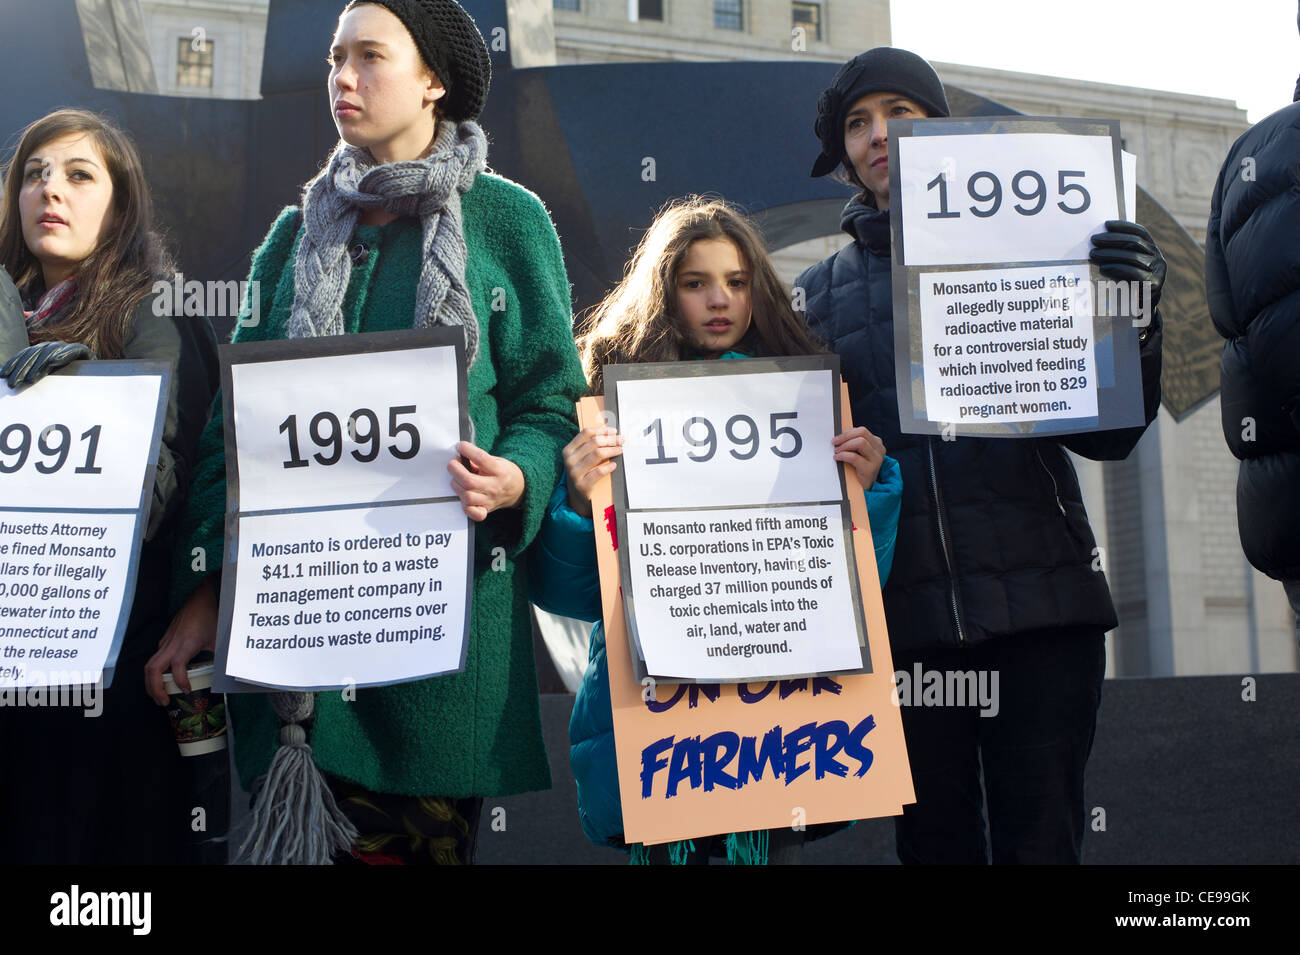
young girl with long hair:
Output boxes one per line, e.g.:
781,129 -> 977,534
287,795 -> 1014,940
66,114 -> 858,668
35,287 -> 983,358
0,108 -> 219,863
151,0 -> 585,865
531,196 -> 903,864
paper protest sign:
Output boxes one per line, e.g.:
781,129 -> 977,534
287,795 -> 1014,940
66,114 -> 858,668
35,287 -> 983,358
213,329 -> 473,692
888,117 -> 1148,438
580,392 -> 913,845
604,356 -> 871,684
0,363 -> 168,689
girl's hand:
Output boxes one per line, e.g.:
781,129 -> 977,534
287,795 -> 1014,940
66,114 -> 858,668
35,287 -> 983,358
449,440 -> 526,522
562,425 -> 624,518
833,426 -> 886,490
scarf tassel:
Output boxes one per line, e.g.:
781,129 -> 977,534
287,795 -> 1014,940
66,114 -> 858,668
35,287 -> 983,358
238,722 -> 358,865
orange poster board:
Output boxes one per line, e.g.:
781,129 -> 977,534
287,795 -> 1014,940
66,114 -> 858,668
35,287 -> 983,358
579,389 -> 915,846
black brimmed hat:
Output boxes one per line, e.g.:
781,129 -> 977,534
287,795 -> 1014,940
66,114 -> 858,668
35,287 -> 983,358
811,47 -> 949,177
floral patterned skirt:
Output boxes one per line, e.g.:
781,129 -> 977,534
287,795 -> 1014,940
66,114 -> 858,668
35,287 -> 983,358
327,776 -> 483,865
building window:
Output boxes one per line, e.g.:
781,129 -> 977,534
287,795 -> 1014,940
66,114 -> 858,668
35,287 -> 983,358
638,0 -> 663,20
553,0 -> 579,11
714,0 -> 743,31
792,2 -> 822,42
176,36 -> 214,88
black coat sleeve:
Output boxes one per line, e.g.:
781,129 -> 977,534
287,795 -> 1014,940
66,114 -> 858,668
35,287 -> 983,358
1057,306 -> 1163,461
120,303 -> 221,542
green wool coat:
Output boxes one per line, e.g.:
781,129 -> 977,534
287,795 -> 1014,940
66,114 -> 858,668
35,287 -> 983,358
171,172 -> 585,797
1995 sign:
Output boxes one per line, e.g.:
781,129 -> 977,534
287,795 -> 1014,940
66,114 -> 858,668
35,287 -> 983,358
642,412 -> 802,465
278,405 -> 420,469
927,169 -> 1091,220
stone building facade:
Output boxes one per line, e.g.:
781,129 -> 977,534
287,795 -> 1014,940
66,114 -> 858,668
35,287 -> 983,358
552,0 -> 890,64
140,0 -> 270,100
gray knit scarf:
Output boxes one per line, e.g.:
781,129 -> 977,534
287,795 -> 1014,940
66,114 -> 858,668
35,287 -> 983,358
241,119 -> 486,866
285,117 -> 487,365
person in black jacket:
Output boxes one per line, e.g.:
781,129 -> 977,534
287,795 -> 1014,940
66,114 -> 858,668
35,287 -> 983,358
0,109 -> 219,863
1206,9 -> 1300,630
797,48 -> 1166,864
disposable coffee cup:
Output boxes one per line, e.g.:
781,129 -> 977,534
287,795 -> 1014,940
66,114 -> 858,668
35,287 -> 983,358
162,663 -> 227,757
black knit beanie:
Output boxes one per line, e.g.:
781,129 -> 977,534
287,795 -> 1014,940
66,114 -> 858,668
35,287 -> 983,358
354,0 -> 492,122
810,47 -> 950,177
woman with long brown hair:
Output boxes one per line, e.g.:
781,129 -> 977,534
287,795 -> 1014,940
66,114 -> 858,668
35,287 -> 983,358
577,196 -> 827,389
0,109 -> 219,863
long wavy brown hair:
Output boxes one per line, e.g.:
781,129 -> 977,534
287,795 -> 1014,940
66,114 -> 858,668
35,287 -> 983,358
578,197 -> 824,393
0,109 -> 170,359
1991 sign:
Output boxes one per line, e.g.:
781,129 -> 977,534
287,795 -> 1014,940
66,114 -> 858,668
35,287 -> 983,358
0,422 -> 103,475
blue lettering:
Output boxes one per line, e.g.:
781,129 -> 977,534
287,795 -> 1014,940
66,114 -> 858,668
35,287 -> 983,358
737,681 -> 776,704
811,720 -> 850,779
842,715 -> 876,777
645,683 -> 687,713
665,735 -> 703,797
689,683 -> 721,708
700,731 -> 741,791
778,679 -> 808,700
811,676 -> 843,696
783,721 -> 818,784
640,735 -> 674,798
736,725 -> 784,785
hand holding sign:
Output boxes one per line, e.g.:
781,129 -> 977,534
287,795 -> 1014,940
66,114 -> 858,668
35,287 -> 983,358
832,426 -> 886,490
1089,220 -> 1167,312
447,440 -> 526,522
562,425 -> 625,518
1,341 -> 94,388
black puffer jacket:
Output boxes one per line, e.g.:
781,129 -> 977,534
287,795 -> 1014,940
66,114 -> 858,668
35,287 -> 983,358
797,199 -> 1163,653
1206,99 -> 1300,582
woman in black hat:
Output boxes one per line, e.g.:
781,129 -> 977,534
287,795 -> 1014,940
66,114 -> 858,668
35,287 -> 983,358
798,48 -> 1167,864
152,0 -> 585,864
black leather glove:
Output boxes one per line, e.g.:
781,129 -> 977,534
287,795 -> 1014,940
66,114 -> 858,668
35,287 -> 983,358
1089,219 -> 1167,309
1,341 -> 94,389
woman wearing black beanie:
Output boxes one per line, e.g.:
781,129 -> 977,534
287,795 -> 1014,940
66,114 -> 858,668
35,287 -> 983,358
797,47 -> 1167,864
153,0 -> 585,865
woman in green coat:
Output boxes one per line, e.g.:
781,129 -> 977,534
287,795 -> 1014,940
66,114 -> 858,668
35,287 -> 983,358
150,0 -> 585,864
